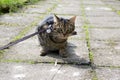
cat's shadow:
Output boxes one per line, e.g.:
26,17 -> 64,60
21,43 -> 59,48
46,42 -> 90,69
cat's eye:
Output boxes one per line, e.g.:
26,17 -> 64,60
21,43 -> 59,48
57,28 -> 62,33
53,28 -> 61,32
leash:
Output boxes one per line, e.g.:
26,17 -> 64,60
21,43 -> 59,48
0,25 -> 53,50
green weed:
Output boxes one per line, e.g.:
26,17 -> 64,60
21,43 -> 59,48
0,0 -> 27,12
0,0 -> 40,13
117,10 -> 120,15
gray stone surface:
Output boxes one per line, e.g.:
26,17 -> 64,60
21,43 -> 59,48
90,40 -> 120,66
92,48 -> 120,66
0,0 -> 120,80
36,0 -> 58,4
85,11 -> 119,17
59,0 -> 81,4
84,5 -> 112,12
102,0 -> 120,10
52,1 -> 81,15
0,13 -> 39,26
0,25 -> 24,46
103,0 -> 120,6
90,40 -> 111,49
52,65 -> 91,80
89,28 -> 120,41
112,42 -> 120,54
87,16 -> 120,22
82,0 -> 105,5
23,4 -> 53,14
112,5 -> 120,11
53,7 -> 80,15
0,63 -> 91,80
0,63 -> 61,80
96,67 -> 120,80
87,16 -> 120,28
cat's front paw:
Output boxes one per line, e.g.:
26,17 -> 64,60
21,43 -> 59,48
59,49 -> 68,58
40,50 -> 47,56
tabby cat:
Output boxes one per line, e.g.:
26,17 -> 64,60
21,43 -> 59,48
37,14 -> 76,58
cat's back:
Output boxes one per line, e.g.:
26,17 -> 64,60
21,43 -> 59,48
37,15 -> 54,28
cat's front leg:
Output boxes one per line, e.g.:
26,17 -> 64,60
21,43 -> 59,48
40,47 -> 48,56
59,48 -> 68,58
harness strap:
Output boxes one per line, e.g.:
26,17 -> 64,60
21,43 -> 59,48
0,28 -> 47,50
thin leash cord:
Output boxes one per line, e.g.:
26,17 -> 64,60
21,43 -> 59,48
0,29 -> 46,50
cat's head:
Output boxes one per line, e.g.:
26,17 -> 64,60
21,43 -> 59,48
52,14 -> 76,39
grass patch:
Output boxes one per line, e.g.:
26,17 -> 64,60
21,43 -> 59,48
0,0 -> 27,13
0,0 -> 40,14
83,24 -> 94,63
89,52 -> 94,62
91,70 -> 98,80
80,0 -> 94,63
117,10 -> 120,15
0,50 -> 5,59
0,59 -> 35,64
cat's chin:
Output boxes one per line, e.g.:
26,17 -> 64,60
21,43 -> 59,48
59,37 -> 68,40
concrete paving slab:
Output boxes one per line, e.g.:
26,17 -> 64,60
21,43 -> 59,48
53,7 -> 80,15
87,16 -> 120,28
103,0 -> 120,6
102,0 -> 120,10
1,26 -> 89,64
82,0 -> 105,5
111,41 -> 120,55
89,28 -> 120,41
85,11 -> 119,17
89,23 -> 120,28
0,63 -> 91,80
84,5 -> 112,12
53,65 -> 91,80
90,40 -> 111,49
56,3 -> 80,8
0,62 -> 61,80
87,16 -> 120,22
0,25 -> 24,46
23,4 -> 53,14
96,67 -> 120,80
59,0 -> 81,4
36,0 -> 59,4
112,5 -> 120,11
52,2 -> 81,15
0,13 -> 40,26
2,41 -> 89,64
92,49 -> 120,66
90,40 -> 120,66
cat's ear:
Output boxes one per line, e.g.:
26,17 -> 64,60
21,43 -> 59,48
69,16 -> 76,24
53,14 -> 60,23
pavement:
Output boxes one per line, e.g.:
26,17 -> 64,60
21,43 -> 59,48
0,0 -> 120,80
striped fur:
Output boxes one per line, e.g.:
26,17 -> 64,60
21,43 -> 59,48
37,14 -> 76,57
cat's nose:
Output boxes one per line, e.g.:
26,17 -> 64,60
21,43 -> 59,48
63,34 -> 66,37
